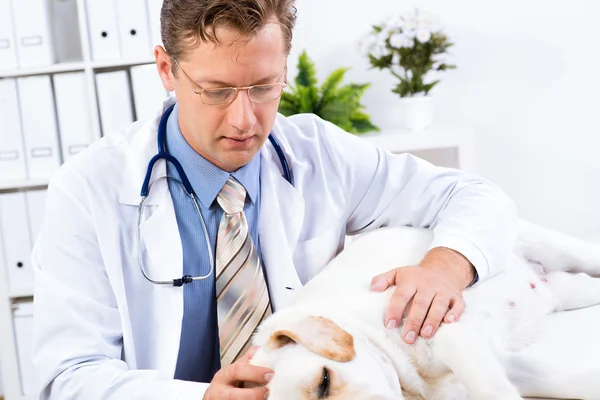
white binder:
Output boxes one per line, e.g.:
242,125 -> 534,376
85,0 -> 121,61
53,72 -> 94,161
0,192 -> 34,293
12,301 -> 37,396
116,0 -> 152,59
0,0 -> 19,71
17,75 -> 62,179
11,0 -> 55,68
146,0 -> 163,47
49,0 -> 83,63
130,64 -> 167,121
0,78 -> 27,182
95,71 -> 134,136
25,189 -> 48,245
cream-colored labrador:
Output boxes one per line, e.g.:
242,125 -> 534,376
250,222 -> 600,399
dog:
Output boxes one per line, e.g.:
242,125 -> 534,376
250,222 -> 600,399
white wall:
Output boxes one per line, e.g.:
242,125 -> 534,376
289,0 -> 600,241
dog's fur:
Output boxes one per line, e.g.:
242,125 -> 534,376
250,222 -> 600,399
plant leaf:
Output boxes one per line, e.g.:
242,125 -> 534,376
277,50 -> 379,134
319,67 -> 349,108
295,50 -> 318,88
422,80 -> 440,95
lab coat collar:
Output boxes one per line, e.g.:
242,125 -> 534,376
258,138 -> 304,310
118,97 -> 176,207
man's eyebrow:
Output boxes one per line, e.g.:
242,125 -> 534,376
199,72 -> 282,88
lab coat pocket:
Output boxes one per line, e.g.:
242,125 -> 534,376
293,228 -> 340,285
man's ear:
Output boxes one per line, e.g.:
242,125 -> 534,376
266,316 -> 355,362
154,45 -> 176,92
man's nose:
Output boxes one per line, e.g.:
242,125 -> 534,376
227,89 -> 257,132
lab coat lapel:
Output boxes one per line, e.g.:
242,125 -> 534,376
118,97 -> 184,377
137,165 -> 185,377
259,146 -> 304,311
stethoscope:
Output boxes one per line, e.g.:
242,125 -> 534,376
136,104 -> 292,286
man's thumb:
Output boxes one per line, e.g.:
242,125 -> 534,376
370,270 -> 395,292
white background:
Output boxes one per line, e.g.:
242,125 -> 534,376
289,0 -> 600,241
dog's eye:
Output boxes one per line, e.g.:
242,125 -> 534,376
318,367 -> 330,398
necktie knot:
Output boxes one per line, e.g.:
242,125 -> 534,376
217,177 -> 246,214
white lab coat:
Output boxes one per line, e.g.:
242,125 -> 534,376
32,97 -> 518,399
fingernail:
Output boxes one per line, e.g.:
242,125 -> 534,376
447,314 -> 455,323
422,325 -> 433,337
371,281 -> 387,292
386,319 -> 397,329
405,330 -> 416,343
265,391 -> 270,399
265,372 -> 274,382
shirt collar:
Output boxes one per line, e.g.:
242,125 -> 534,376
165,103 -> 260,208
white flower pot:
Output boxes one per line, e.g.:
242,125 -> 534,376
398,96 -> 434,131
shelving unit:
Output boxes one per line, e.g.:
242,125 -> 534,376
0,0 -> 158,399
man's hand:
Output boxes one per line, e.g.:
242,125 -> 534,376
203,346 -> 273,400
370,247 -> 476,344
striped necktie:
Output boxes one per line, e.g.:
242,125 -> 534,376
215,177 -> 272,366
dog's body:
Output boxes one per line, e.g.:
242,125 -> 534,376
251,222 -> 600,399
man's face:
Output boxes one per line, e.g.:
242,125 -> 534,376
157,22 -> 287,172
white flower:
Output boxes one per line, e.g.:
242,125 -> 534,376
389,33 -> 405,48
432,53 -> 447,63
402,28 -> 416,39
376,30 -> 389,45
359,34 -> 377,56
416,11 -> 439,29
371,45 -> 390,58
401,9 -> 417,21
386,15 -> 405,31
403,18 -> 417,31
416,29 -> 431,43
392,53 -> 400,65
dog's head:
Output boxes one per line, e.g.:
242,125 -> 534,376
250,310 -> 405,400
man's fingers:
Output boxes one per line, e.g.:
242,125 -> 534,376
444,295 -> 466,324
402,291 -> 435,344
208,385 -> 268,400
370,269 -> 397,292
385,284 -> 416,330
216,363 -> 273,386
420,294 -> 450,339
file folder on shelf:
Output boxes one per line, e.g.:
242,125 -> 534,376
85,0 -> 121,61
116,0 -> 152,59
146,0 -> 164,47
11,0 -> 55,68
0,78 -> 27,182
95,70 -> 135,136
130,64 -> 167,121
17,75 -> 62,179
12,301 -> 37,396
53,72 -> 95,161
0,0 -> 19,71
25,189 -> 48,246
0,192 -> 34,293
49,0 -> 83,63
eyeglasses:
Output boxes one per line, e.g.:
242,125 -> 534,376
174,59 -> 287,106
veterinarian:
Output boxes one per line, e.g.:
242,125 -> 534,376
31,0 -> 518,399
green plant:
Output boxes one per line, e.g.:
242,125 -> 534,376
364,9 -> 456,97
278,50 -> 379,134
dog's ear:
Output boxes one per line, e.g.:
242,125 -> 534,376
266,316 -> 355,362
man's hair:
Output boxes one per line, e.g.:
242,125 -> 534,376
161,0 -> 297,70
